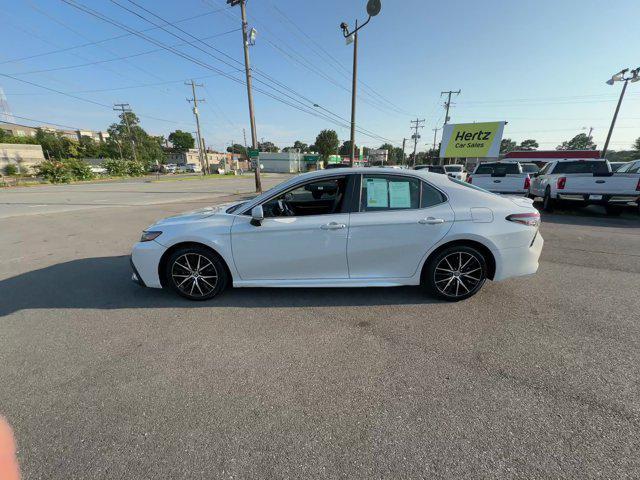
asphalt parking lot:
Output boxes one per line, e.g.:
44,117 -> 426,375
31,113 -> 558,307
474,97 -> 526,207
1,177 -> 639,479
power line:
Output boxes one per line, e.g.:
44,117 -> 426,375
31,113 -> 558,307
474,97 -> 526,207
0,7 -> 233,65
59,0 -> 396,144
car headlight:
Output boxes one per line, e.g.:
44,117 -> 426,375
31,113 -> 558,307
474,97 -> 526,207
140,230 -> 162,242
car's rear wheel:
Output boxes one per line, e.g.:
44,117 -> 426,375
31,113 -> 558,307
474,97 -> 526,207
164,246 -> 228,300
425,245 -> 487,301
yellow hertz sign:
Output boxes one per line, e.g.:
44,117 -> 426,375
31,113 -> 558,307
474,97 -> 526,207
441,121 -> 505,158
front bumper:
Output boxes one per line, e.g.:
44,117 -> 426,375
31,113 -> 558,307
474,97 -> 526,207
130,240 -> 166,289
130,256 -> 146,287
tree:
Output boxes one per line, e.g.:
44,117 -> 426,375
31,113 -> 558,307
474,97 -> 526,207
500,138 -> 517,154
633,137 -> 640,152
258,140 -> 279,152
379,143 -> 394,164
392,147 -> 405,165
518,139 -> 539,151
314,129 -> 339,161
557,133 -> 597,151
283,140 -> 309,153
106,110 -> 162,166
227,143 -> 247,158
168,130 -> 195,151
339,140 -> 353,156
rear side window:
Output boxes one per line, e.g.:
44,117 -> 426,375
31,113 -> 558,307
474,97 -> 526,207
552,161 -> 609,174
474,163 -> 520,175
360,175 -> 445,211
520,163 -> 539,173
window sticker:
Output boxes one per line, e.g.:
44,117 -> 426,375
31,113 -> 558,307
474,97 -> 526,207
366,178 -> 388,208
389,181 -> 411,208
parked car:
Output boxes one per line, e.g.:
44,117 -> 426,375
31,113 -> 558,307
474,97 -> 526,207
90,166 -> 107,175
325,163 -> 350,169
528,159 -> 640,215
444,164 -> 467,181
131,168 -> 543,302
520,163 -> 540,175
163,163 -> 178,174
610,162 -> 626,172
184,163 -> 201,173
467,162 -> 531,195
414,165 -> 446,174
613,159 -> 640,174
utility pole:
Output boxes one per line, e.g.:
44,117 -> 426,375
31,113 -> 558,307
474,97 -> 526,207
185,80 -> 206,175
432,127 -> 440,159
401,137 -> 406,166
602,67 -> 639,157
439,89 -> 460,165
227,0 -> 261,191
113,103 -> 137,162
410,118 -> 425,166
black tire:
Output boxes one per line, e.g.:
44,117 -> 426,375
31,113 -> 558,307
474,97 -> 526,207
542,187 -> 554,212
605,205 -> 623,216
425,245 -> 487,301
164,246 -> 228,300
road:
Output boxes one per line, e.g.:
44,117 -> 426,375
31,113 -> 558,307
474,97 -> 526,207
1,179 -> 639,479
0,174 -> 289,219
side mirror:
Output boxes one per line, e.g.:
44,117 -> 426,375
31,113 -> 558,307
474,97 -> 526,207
250,205 -> 264,226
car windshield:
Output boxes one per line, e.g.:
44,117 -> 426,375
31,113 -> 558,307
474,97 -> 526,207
553,161 -> 609,174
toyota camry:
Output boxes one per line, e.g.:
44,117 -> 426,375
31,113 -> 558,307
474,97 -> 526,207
130,168 -> 543,301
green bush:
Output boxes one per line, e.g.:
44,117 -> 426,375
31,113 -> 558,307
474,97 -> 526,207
64,158 -> 94,181
3,164 -> 19,176
103,159 -> 146,177
36,159 -> 94,183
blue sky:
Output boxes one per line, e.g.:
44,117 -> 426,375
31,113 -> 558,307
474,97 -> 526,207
1,0 -> 639,152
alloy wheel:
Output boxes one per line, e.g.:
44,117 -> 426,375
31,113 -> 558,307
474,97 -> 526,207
171,253 -> 219,298
433,251 -> 484,298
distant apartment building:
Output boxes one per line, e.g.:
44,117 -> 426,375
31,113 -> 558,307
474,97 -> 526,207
0,143 -> 45,173
164,149 -> 249,170
0,121 -> 109,143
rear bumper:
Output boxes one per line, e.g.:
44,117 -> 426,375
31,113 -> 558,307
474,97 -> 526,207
493,232 -> 543,282
557,193 -> 639,205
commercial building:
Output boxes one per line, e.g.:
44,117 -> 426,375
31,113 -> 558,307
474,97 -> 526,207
0,143 -> 45,173
258,151 -> 322,173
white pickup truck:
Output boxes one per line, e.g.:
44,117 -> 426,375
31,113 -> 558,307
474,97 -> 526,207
467,162 -> 530,195
528,159 -> 640,215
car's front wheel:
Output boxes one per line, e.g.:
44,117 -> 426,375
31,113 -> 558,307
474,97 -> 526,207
425,245 -> 488,301
164,246 -> 228,300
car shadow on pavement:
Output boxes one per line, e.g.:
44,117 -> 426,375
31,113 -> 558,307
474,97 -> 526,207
540,210 -> 640,229
0,256 -> 439,316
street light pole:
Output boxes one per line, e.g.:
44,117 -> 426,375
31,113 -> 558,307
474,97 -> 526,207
228,0 -> 261,192
602,67 -> 639,158
349,19 -> 358,167
340,0 -> 382,167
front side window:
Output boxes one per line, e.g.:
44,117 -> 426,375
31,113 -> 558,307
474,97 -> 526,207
261,177 -> 347,217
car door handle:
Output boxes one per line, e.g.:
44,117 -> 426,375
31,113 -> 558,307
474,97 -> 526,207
320,222 -> 346,230
418,217 -> 445,225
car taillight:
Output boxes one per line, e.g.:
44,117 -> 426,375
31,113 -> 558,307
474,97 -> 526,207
636,178 -> 640,191
557,177 -> 566,190
524,176 -> 530,190
467,176 -> 472,184
506,212 -> 540,227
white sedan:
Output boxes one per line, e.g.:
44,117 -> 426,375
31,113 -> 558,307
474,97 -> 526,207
131,168 -> 543,302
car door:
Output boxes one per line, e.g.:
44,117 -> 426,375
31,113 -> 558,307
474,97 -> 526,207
230,175 -> 353,280
347,174 -> 454,279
